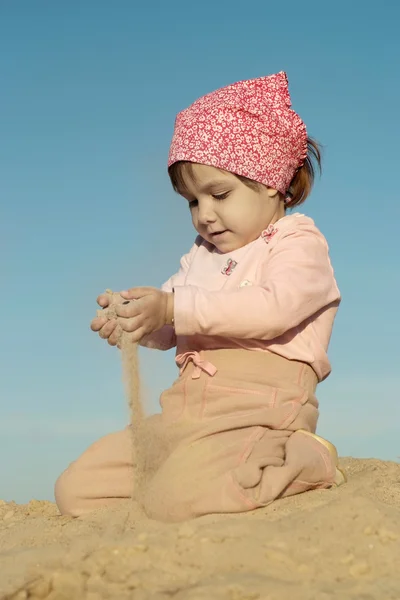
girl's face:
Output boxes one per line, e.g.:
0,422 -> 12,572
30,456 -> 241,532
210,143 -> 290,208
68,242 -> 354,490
179,164 -> 285,253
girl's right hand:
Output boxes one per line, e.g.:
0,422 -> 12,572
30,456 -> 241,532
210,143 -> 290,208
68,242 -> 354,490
90,291 -> 125,346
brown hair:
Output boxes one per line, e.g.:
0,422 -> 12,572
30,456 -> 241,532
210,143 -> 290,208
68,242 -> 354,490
168,137 -> 322,209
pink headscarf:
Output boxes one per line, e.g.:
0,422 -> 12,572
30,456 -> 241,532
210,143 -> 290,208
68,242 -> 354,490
168,71 -> 308,195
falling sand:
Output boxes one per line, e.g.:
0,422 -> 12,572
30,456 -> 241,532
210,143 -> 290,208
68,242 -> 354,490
1,292 -> 400,598
95,290 -> 149,503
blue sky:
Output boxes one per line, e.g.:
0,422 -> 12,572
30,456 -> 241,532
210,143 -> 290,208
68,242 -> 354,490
1,0 -> 399,503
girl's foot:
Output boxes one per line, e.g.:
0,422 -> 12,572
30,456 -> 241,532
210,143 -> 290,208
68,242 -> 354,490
297,429 -> 347,487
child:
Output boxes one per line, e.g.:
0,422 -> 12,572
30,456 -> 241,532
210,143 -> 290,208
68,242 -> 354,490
55,71 -> 345,522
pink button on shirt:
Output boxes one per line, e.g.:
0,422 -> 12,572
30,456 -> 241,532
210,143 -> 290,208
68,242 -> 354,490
140,214 -> 340,382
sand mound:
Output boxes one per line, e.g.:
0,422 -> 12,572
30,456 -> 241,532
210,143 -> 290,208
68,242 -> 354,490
10,298 -> 398,597
1,457 -> 400,599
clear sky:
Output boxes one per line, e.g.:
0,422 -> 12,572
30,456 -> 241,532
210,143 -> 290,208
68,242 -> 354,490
1,0 -> 399,503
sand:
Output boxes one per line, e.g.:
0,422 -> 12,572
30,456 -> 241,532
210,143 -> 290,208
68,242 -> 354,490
96,290 -> 153,501
1,457 -> 400,599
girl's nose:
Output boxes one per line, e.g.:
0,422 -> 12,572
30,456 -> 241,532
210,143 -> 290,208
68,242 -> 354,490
197,199 -> 216,224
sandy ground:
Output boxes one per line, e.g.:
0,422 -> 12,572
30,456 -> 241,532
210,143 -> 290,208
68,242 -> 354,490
1,458 -> 400,600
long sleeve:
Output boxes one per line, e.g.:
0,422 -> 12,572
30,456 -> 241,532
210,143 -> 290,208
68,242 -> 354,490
139,240 -> 199,350
173,228 -> 340,340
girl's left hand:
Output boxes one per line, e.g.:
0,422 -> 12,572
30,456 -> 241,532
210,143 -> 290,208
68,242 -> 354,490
115,287 -> 174,343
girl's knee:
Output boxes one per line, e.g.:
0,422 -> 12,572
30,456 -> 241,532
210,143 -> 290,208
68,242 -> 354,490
54,463 -> 87,517
54,428 -> 134,517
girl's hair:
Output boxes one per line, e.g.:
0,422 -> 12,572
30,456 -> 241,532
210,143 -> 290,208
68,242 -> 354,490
168,137 -> 322,209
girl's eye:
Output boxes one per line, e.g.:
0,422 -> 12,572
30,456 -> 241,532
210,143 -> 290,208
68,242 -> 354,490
212,192 -> 229,201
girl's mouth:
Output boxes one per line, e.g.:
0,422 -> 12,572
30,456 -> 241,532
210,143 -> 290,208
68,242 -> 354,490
210,230 -> 228,238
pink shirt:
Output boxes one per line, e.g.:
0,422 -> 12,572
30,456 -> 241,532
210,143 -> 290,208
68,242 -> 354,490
141,214 -> 340,381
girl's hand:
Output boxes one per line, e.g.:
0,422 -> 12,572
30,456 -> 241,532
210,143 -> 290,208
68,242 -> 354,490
115,287 -> 174,344
90,290 -> 125,346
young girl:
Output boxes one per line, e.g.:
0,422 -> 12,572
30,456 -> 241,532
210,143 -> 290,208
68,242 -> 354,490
55,71 -> 345,522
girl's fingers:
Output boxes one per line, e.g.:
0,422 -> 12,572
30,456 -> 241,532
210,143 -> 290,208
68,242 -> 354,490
117,327 -> 146,345
128,326 -> 147,344
120,289 -> 142,299
115,325 -> 146,347
120,287 -> 155,300
98,319 -> 118,339
97,293 -> 110,308
115,301 -> 141,318
108,324 -> 122,346
119,315 -> 142,333
91,316 -> 108,331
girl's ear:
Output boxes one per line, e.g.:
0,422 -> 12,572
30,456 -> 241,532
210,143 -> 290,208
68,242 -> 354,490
265,187 -> 280,198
